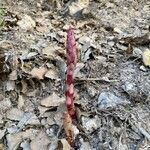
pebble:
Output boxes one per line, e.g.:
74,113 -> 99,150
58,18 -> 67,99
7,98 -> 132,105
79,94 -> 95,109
122,81 -> 138,98
133,47 -> 142,58
87,86 -> 97,97
116,43 -> 127,51
108,41 -> 115,47
98,92 -> 129,109
140,65 -> 147,72
81,116 -> 99,133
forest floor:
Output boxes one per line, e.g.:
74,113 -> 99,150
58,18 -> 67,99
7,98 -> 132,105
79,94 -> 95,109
0,0 -> 150,150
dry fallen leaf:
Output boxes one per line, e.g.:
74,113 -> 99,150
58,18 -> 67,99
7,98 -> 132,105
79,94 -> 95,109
44,69 -> 59,79
143,49 -> 150,67
9,70 -> 17,80
69,0 -> 89,16
42,44 -> 62,58
6,129 -> 39,150
6,108 -> 24,121
0,129 -> 6,140
78,0 -> 89,7
17,15 -> 36,30
41,92 -> 65,107
74,62 -> 85,78
30,130 -> 50,150
57,139 -> 71,150
30,67 -> 47,80
17,95 -> 25,109
0,143 -> 4,150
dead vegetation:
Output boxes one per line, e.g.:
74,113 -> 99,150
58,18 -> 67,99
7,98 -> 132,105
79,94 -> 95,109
0,0 -> 150,149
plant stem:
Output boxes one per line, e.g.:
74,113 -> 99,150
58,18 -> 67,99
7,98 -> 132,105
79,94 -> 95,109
66,27 -> 77,119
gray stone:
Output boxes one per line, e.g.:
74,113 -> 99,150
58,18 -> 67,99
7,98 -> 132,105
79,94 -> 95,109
116,43 -> 127,51
133,47 -> 142,58
122,81 -> 138,98
98,92 -> 129,109
81,116 -> 99,133
87,87 -> 97,97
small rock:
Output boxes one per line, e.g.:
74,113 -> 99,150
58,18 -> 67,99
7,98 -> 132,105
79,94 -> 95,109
62,24 -> 69,30
114,27 -> 123,34
140,65 -> 147,72
6,80 -> 15,91
79,138 -> 91,150
143,49 -> 150,67
48,140 -> 58,150
81,116 -> 99,133
79,36 -> 90,44
72,124 -> 79,136
133,47 -> 142,58
26,52 -> 38,60
41,118 -> 47,126
108,41 -> 115,47
116,43 -> 128,51
7,124 -> 19,134
6,108 -> 24,121
46,127 -> 56,138
17,15 -> 36,30
20,140 -> 31,150
98,92 -> 129,109
95,56 -> 107,64
87,86 -> 97,97
122,81 -> 138,98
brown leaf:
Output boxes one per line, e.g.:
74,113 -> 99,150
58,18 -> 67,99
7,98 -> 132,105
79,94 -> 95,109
30,130 -> 50,150
9,70 -> 17,80
30,67 -> 47,80
42,44 -> 62,58
44,69 -> 59,79
57,139 -> 71,150
41,92 -> 65,107
17,15 -> 36,30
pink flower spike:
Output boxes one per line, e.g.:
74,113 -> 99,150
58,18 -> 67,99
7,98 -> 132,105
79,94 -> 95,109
66,27 -> 77,119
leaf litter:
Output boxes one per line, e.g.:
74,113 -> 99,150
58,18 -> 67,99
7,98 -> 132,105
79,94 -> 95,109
0,0 -> 150,149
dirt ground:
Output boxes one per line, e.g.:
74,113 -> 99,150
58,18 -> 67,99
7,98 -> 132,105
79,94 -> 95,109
0,0 -> 150,150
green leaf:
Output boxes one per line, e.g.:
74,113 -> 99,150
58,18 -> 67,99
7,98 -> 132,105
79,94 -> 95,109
0,8 -> 5,27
